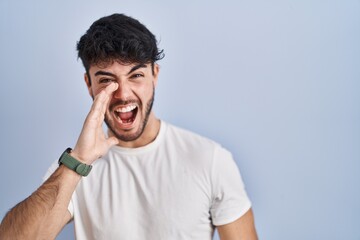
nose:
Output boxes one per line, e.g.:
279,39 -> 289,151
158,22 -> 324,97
113,81 -> 132,101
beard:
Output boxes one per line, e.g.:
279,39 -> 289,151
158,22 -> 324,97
104,87 -> 155,142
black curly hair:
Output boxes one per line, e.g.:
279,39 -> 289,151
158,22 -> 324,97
77,13 -> 164,82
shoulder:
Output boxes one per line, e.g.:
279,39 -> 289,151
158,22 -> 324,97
164,122 -> 220,149
163,122 -> 232,160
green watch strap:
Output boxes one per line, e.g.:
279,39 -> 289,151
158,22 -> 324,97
58,148 -> 92,177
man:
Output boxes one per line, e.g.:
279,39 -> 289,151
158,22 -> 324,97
0,13 -> 257,239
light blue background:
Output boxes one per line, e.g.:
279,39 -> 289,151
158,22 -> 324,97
1,1 -> 359,239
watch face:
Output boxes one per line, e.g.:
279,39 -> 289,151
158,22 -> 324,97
76,163 -> 92,176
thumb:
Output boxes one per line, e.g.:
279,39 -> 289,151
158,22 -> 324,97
107,136 -> 119,147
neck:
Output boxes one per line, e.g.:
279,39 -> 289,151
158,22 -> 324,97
108,114 -> 161,148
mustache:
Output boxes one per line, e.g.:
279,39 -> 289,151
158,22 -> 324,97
109,99 -> 140,110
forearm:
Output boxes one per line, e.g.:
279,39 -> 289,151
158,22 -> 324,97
1,83 -> 119,239
0,165 -> 81,240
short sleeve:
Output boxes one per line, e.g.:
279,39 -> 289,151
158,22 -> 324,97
42,160 -> 75,218
210,146 -> 251,226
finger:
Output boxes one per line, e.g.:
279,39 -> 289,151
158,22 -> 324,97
87,83 -> 118,125
99,82 -> 118,116
92,83 -> 117,110
106,136 -> 119,147
104,82 -> 119,95
84,95 -> 108,128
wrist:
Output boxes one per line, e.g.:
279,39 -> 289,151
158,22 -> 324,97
58,148 -> 93,177
68,151 -> 87,164
70,148 -> 97,165
58,164 -> 82,179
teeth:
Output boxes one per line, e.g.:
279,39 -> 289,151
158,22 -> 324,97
115,105 -> 136,113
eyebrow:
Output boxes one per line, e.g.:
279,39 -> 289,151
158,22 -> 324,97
94,63 -> 148,77
94,71 -> 116,77
128,63 -> 147,74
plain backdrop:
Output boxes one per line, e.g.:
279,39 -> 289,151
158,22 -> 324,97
0,0 -> 359,239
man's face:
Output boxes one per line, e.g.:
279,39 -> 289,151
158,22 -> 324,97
85,61 -> 159,145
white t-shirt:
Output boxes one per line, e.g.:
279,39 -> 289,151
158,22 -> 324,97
44,121 -> 251,240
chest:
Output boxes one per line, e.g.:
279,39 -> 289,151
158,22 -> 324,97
74,155 -> 214,239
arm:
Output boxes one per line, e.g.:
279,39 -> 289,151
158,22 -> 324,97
0,83 -> 119,240
0,166 -> 79,240
217,208 -> 258,240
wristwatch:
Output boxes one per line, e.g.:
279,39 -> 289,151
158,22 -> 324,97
58,148 -> 92,176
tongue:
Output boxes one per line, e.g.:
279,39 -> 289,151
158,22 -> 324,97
119,111 -> 134,122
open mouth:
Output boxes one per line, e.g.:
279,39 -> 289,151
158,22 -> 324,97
114,105 -> 138,125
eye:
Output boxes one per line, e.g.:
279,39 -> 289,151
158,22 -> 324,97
99,78 -> 115,84
131,73 -> 144,79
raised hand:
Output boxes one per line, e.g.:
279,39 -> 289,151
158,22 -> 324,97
71,82 -> 119,164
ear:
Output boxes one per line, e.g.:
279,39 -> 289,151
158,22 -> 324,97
84,73 -> 94,98
153,63 -> 160,87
